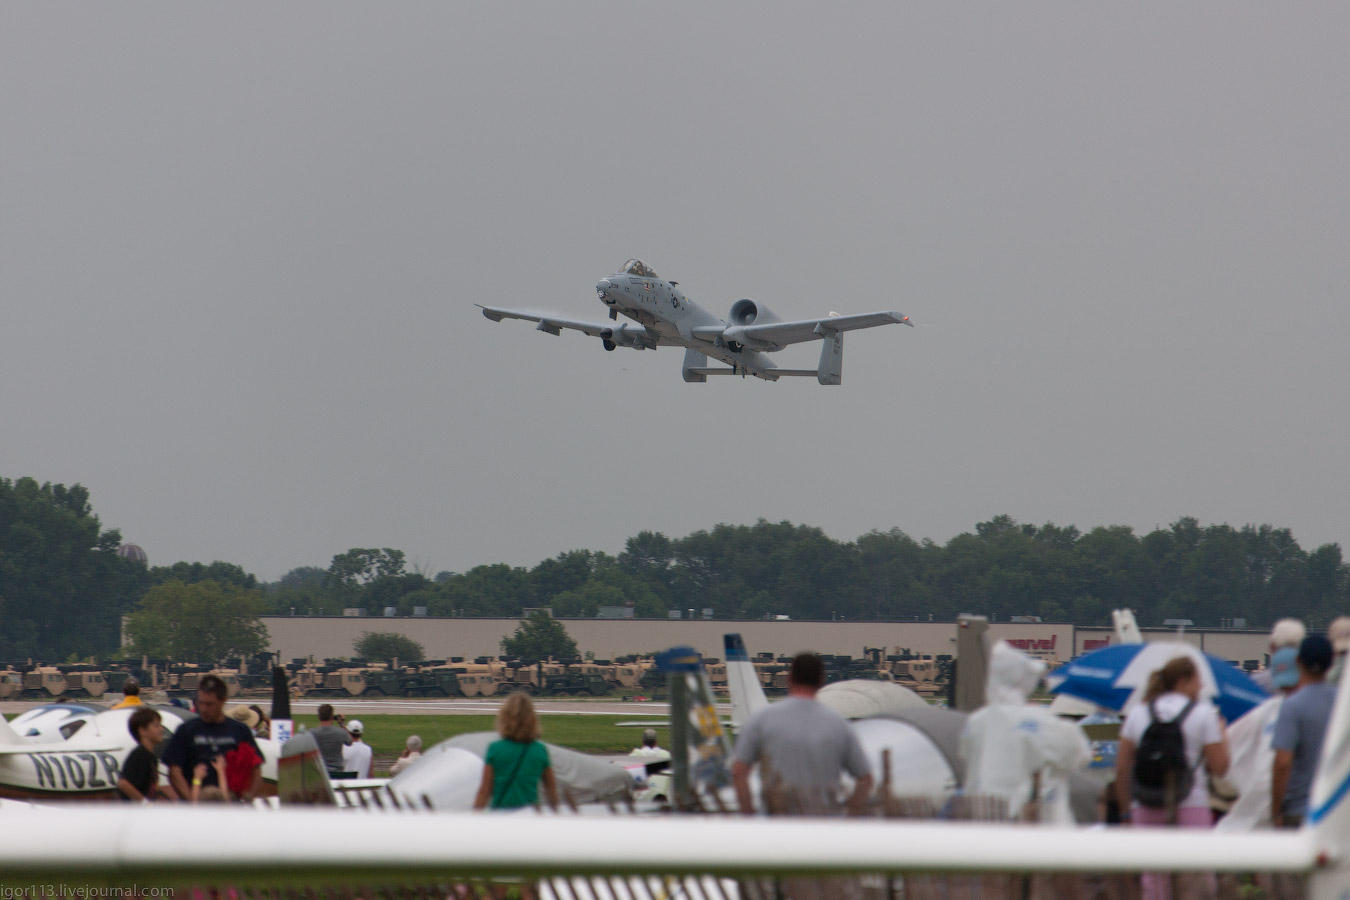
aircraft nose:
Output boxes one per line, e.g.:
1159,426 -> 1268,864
596,279 -> 616,302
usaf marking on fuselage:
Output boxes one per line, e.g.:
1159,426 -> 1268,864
479,260 -> 913,384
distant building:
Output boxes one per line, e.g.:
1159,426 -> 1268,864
596,606 -> 634,619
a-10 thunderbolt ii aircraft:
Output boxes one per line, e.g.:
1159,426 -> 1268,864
479,259 -> 913,384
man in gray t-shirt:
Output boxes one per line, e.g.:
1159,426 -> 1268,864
309,703 -> 353,774
1272,635 -> 1337,825
732,653 -> 873,815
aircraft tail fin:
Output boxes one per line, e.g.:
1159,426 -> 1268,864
682,348 -> 709,383
817,331 -> 844,385
0,714 -> 22,746
1112,609 -> 1143,644
725,633 -> 769,729
657,646 -> 731,808
276,732 -> 337,806
1307,645 -> 1350,891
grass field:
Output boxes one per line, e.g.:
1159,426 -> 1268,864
291,713 -> 670,776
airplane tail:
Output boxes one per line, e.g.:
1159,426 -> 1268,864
724,633 -> 769,730
1308,652 -> 1350,891
275,732 -> 337,806
0,714 -> 22,746
682,348 -> 709,383
656,646 -> 731,808
1112,609 -> 1143,644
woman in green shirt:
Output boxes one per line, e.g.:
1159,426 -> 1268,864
474,692 -> 559,811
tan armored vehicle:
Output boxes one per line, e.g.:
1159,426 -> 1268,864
61,670 -> 108,699
0,669 -> 22,700
177,670 -> 243,696
704,662 -> 728,694
312,668 -> 373,696
608,660 -> 650,689
22,667 -> 67,698
288,664 -> 323,695
455,670 -> 500,697
889,659 -> 941,697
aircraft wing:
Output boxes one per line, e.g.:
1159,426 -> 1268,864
477,305 -> 662,351
478,305 -> 616,338
730,310 -> 912,348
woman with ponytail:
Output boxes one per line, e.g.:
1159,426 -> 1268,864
1115,655 -> 1229,898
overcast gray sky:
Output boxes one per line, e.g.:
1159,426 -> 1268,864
4,4 -> 1348,581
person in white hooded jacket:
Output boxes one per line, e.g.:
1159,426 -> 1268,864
959,640 -> 1091,824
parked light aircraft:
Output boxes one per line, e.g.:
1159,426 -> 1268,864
0,704 -> 280,800
479,259 -> 913,384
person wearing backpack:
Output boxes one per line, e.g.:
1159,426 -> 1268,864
1115,656 -> 1229,897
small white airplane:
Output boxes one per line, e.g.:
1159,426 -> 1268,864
479,259 -> 913,384
0,703 -> 280,800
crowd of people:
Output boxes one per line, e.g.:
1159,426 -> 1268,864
114,674 -> 265,804
104,618 -> 1346,896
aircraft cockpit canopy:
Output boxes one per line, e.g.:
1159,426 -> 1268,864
620,259 -> 658,278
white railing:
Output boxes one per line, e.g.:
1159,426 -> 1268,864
0,805 -> 1335,897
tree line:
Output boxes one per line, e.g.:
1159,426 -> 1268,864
263,515 -> 1350,634
4,475 -> 1349,662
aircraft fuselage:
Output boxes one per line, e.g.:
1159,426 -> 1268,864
595,272 -> 781,377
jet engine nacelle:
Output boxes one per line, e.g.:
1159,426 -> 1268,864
727,299 -> 781,327
600,323 -> 648,351
724,300 -> 782,352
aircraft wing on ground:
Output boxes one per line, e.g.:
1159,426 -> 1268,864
477,304 -> 660,349
722,311 -> 912,349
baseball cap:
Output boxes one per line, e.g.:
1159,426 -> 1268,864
1298,635 -> 1334,674
1269,646 -> 1299,689
347,719 -> 364,735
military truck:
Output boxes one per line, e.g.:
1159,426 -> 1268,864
607,660 -> 650,689
21,667 -> 67,698
61,667 -> 108,698
361,668 -> 406,696
704,661 -> 728,694
539,671 -> 609,696
455,669 -> 499,697
492,660 -> 540,695
887,656 -> 941,697
0,669 -> 22,700
415,664 -> 470,697
308,667 -> 373,697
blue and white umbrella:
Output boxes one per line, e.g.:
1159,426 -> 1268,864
1046,641 -> 1268,723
